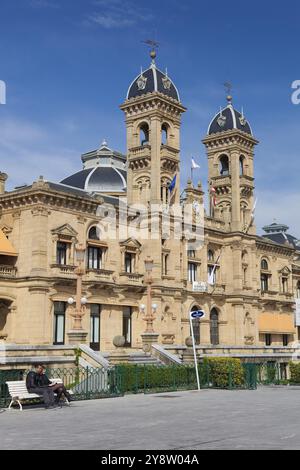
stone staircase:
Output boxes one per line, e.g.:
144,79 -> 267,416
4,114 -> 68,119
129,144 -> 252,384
128,352 -> 163,366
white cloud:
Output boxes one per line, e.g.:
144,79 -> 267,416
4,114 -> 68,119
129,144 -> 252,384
87,0 -> 153,29
256,189 -> 300,237
0,118 -> 78,190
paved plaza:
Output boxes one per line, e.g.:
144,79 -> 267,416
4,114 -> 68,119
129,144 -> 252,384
1,387 -> 300,450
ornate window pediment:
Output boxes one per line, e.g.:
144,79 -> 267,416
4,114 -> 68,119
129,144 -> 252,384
119,238 -> 142,252
279,266 -> 291,276
51,224 -> 78,240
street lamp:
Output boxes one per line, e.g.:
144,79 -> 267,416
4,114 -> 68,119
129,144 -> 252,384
143,256 -> 156,333
68,243 -> 87,331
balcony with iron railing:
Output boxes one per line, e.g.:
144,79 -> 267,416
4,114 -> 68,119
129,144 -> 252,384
0,265 -> 17,279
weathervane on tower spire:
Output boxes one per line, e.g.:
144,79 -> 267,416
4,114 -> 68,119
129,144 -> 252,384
224,81 -> 233,104
142,39 -> 160,64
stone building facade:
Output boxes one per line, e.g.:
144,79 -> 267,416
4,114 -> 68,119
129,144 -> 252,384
0,52 -> 299,366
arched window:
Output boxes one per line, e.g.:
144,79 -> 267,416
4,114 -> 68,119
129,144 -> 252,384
296,281 -> 300,299
161,124 -> 168,145
210,309 -> 219,345
240,156 -> 245,176
261,259 -> 270,292
140,123 -> 149,146
219,155 -> 230,176
261,259 -> 269,271
88,226 -> 100,240
190,306 -> 201,345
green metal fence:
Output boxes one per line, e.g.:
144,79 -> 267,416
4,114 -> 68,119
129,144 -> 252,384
115,363 -> 257,394
0,362 -> 260,408
0,367 -> 122,408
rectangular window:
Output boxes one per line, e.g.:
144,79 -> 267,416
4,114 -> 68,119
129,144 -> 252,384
56,242 -> 68,265
188,263 -> 197,283
265,334 -> 272,347
53,301 -> 66,345
282,277 -> 288,293
123,307 -> 132,347
283,334 -> 289,347
125,252 -> 135,273
261,275 -> 269,292
87,246 -> 102,270
90,304 -> 101,351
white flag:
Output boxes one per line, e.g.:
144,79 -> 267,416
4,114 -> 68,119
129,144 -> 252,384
207,255 -> 221,286
191,158 -> 200,170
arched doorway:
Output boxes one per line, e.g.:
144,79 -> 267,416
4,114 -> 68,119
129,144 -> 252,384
210,308 -> 219,345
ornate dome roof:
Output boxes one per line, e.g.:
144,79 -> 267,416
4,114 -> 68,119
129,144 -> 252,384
60,140 -> 127,194
127,61 -> 180,102
208,99 -> 253,136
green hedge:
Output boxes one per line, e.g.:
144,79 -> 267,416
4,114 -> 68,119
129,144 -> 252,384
116,364 -> 197,394
116,358 -> 247,394
289,362 -> 300,384
201,358 -> 245,389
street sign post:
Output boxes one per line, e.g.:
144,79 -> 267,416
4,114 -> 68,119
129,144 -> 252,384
189,310 -> 206,391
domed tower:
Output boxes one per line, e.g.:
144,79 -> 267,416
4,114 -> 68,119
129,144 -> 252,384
202,95 -> 259,233
120,50 -> 186,206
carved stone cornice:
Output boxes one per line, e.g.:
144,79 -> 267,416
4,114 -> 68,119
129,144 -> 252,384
120,92 -> 186,121
202,129 -> 259,151
0,187 -> 101,216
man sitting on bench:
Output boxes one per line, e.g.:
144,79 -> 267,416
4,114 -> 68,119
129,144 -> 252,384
26,364 -> 72,408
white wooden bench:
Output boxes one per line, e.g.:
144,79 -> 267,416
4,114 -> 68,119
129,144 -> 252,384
6,379 -> 73,410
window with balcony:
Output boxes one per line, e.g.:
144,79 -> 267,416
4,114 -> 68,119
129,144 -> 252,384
261,259 -> 270,292
188,263 -> 197,283
125,252 -> 135,273
87,246 -> 103,270
261,274 -> 269,292
56,242 -> 69,266
281,276 -> 288,293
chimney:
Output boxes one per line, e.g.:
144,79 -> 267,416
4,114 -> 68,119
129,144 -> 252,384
0,173 -> 8,194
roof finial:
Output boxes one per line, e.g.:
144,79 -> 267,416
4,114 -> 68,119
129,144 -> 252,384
142,39 -> 160,64
100,139 -> 108,149
224,81 -> 233,104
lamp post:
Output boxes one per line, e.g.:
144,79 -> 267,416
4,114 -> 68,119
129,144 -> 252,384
140,257 -> 159,353
67,244 -> 88,344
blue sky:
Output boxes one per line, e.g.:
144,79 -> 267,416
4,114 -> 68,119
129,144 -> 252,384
0,0 -> 300,235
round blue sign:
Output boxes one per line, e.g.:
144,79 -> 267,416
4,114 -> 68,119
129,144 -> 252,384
190,310 -> 205,319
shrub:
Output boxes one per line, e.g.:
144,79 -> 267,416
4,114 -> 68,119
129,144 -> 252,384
289,362 -> 300,384
201,358 -> 245,389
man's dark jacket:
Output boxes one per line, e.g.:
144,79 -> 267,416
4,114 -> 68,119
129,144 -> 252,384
26,371 -> 51,390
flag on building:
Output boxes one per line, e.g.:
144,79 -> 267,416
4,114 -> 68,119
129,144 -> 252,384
191,158 -> 201,170
208,254 -> 221,286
